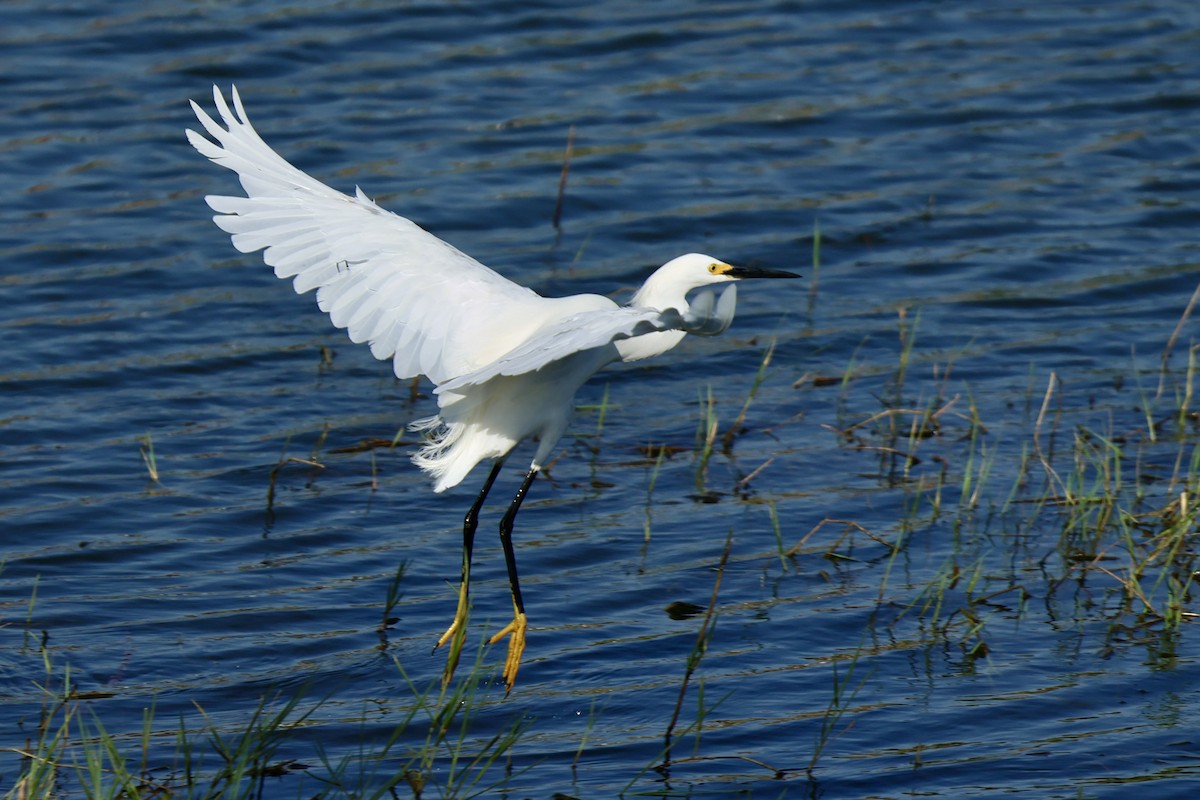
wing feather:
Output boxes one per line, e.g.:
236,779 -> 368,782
187,85 -> 551,385
437,306 -> 679,394
437,284 -> 738,394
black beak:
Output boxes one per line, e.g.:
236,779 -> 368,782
727,265 -> 802,280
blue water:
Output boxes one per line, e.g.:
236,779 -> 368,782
3,1 -> 1200,797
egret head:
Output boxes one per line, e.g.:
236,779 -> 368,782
633,252 -> 800,308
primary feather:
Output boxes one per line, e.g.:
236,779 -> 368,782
188,86 -> 548,387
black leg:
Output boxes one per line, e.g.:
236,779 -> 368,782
462,459 -> 506,596
498,466 -> 537,618
489,465 -> 539,692
436,458 -> 505,686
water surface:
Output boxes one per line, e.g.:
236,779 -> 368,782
3,2 -> 1200,797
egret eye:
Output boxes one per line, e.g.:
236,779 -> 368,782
708,262 -> 722,274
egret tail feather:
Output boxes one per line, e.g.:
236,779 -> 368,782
409,416 -> 467,493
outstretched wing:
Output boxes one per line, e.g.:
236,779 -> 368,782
186,85 -> 550,386
436,285 -> 737,394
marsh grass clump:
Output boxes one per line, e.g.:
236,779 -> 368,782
643,366 -> 777,521
4,644 -> 529,800
817,304 -> 1200,671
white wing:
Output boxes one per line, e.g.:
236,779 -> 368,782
437,285 -> 737,394
186,85 -> 551,386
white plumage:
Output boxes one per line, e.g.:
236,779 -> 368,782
187,85 -> 798,691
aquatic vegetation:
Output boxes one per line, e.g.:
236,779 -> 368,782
817,305 -> 1200,674
4,647 -> 528,800
138,433 -> 159,484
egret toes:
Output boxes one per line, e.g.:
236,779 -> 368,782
435,584 -> 471,686
488,611 -> 528,694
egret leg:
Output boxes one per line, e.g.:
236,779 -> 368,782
436,459 -> 505,687
488,465 -> 538,693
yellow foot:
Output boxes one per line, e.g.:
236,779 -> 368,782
434,614 -> 463,651
487,612 -> 528,693
435,585 -> 471,687
437,621 -> 468,688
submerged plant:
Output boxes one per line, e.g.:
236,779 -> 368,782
694,385 -> 719,496
138,433 -> 160,483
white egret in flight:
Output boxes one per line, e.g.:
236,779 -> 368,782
187,86 -> 799,692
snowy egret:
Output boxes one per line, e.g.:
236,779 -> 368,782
187,85 -> 799,692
